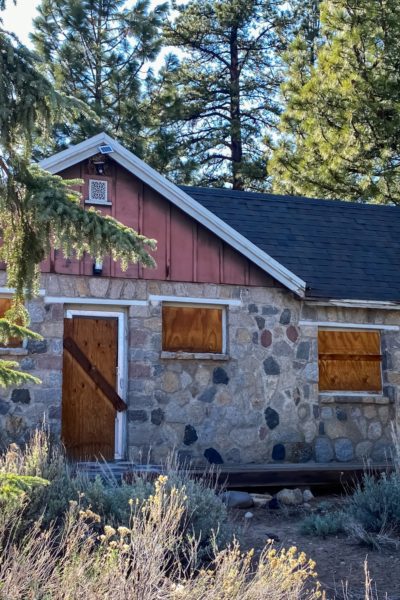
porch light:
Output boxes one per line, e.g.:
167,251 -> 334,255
93,158 -> 106,176
93,259 -> 103,276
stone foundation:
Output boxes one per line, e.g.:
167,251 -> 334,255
0,272 -> 398,464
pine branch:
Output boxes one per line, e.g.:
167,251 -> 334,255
0,361 -> 41,388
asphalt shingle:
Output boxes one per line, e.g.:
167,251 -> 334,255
181,186 -> 400,301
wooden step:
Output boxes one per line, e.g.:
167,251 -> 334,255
74,460 -> 392,489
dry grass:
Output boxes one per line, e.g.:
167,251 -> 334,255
0,473 -> 323,600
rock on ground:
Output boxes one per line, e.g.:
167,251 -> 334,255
276,488 -> 303,506
250,493 -> 273,508
220,490 -> 254,509
303,489 -> 314,502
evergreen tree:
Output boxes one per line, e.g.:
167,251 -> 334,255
270,0 -> 400,204
152,0 -> 289,191
31,0 -> 168,155
0,2 -> 156,386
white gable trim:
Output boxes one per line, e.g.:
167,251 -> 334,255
39,133 -> 306,297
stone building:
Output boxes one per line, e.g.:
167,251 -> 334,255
1,132 -> 399,465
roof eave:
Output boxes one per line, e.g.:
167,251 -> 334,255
305,297 -> 400,310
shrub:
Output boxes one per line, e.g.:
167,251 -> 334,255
347,472 -> 400,538
300,512 -> 344,537
0,475 -> 322,600
0,429 -> 230,557
78,468 -> 230,557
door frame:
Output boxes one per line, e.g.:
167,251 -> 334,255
64,307 -> 128,460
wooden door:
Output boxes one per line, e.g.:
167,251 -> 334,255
62,316 -> 119,460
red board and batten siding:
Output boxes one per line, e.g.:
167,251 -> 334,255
41,159 -> 278,287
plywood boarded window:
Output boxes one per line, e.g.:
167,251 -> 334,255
0,298 -> 23,348
162,305 -> 224,353
318,329 -> 382,392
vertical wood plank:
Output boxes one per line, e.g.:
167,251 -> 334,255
196,227 -> 221,283
170,207 -> 195,281
141,187 -> 168,280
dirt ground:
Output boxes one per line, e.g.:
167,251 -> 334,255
230,496 -> 400,600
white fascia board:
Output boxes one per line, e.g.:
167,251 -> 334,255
44,296 -> 147,307
39,132 -> 109,173
149,295 -> 241,306
306,298 -> 400,311
0,287 -> 46,297
299,319 -> 400,331
39,133 -> 306,297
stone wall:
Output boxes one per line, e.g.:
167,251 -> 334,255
0,272 -> 398,465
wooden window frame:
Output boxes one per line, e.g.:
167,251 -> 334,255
161,302 -> 227,356
318,327 -> 383,394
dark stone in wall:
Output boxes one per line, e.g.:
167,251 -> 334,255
255,316 -> 265,330
27,340 -> 48,354
264,407 -> 279,429
198,386 -> 217,403
272,443 -> 285,460
383,385 -> 395,402
290,442 -> 313,463
213,367 -> 229,385
252,332 -> 259,344
334,438 -> 354,462
248,304 -> 258,314
128,410 -> 148,422
183,424 -> 198,446
262,306 -> 279,316
315,437 -> 334,462
151,408 -> 164,425
279,309 -> 291,325
11,389 -> 30,404
286,325 -> 299,343
204,447 -> 224,464
20,358 -> 35,371
296,341 -> 310,360
0,399 -> 9,415
312,404 -> 320,418
293,388 -> 301,406
153,364 -> 164,377
336,408 -> 347,421
318,422 -> 325,435
261,330 -> 272,348
263,357 -> 280,375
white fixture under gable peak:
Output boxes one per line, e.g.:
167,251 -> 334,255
89,179 -> 108,204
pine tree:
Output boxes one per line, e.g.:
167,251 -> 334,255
151,0 -> 289,191
270,0 -> 400,204
0,3 -> 156,386
31,0 -> 168,155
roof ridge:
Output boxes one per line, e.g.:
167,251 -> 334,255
179,185 -> 400,212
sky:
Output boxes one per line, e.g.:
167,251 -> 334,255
2,0 -> 41,45
2,0 -> 168,46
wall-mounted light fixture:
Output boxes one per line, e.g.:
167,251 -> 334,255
92,158 -> 106,176
93,259 -> 103,276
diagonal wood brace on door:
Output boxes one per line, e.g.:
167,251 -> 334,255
63,336 -> 127,412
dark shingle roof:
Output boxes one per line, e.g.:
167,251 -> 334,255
181,186 -> 400,301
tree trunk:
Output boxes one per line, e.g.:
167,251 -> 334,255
229,25 -> 243,190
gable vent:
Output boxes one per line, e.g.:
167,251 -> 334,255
89,179 -> 108,204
